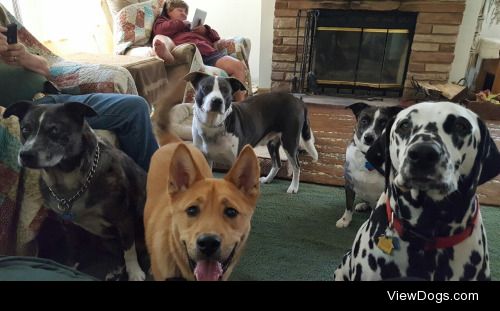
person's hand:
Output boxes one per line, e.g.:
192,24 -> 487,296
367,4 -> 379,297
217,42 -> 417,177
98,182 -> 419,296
216,39 -> 236,54
0,26 -> 8,53
0,42 -> 28,66
192,25 -> 206,35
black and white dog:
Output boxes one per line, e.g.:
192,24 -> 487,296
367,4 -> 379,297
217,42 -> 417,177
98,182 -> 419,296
334,101 -> 500,280
184,72 -> 318,194
3,101 -> 147,281
336,103 -> 402,228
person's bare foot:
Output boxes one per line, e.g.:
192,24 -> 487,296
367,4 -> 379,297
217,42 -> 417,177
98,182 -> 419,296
153,39 -> 174,64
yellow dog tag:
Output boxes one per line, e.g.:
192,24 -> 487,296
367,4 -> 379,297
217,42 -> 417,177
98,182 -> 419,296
377,235 -> 395,255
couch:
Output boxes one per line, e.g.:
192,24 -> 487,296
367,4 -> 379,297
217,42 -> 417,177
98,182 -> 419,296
64,52 -> 168,108
101,0 -> 253,104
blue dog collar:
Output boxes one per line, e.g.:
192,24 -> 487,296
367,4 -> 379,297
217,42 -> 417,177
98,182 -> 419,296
365,161 -> 376,171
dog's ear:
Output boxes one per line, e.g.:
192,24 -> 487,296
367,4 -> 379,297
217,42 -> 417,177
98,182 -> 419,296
365,133 -> 386,175
476,118 -> 500,185
3,100 -> 34,120
225,145 -> 260,200
183,71 -> 211,89
169,144 -> 204,194
63,102 -> 98,122
366,107 -> 402,176
366,118 -> 396,181
386,106 -> 404,118
227,77 -> 247,94
346,102 -> 369,120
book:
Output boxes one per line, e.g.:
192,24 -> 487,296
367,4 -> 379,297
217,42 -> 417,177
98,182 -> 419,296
191,8 -> 207,30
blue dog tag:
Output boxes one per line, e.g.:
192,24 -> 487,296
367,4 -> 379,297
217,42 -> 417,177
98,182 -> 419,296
392,236 -> 400,250
365,161 -> 375,171
61,211 -> 75,222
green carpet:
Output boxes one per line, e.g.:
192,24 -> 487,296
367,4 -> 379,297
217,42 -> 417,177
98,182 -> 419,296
229,178 -> 500,281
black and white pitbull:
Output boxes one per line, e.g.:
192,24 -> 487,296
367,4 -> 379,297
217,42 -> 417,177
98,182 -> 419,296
336,103 -> 402,228
3,101 -> 147,281
184,72 -> 318,194
334,101 -> 500,281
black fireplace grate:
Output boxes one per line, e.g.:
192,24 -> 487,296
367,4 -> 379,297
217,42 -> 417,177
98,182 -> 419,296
292,10 -> 417,97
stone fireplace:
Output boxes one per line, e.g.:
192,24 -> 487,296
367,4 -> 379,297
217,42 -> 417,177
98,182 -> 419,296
272,0 -> 466,98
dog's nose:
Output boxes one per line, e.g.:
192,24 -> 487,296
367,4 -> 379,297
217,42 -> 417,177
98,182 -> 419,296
210,98 -> 223,111
408,143 -> 440,169
197,234 -> 221,257
364,134 -> 375,145
19,150 -> 37,166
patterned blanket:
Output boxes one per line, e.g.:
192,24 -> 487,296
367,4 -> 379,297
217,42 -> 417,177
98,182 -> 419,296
0,107 -> 22,254
0,108 -> 46,256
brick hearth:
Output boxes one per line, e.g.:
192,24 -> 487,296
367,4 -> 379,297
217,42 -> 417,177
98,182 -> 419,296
272,0 -> 466,97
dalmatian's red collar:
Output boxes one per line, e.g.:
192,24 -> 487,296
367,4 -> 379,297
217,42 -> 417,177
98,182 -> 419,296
386,197 -> 480,251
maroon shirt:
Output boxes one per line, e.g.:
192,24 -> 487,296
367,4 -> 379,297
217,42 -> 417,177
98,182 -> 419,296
153,16 -> 221,56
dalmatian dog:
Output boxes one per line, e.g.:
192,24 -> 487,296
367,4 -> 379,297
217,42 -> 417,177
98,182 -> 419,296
334,101 -> 500,281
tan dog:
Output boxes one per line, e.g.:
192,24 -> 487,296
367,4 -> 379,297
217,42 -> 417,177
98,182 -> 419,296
145,93 -> 260,280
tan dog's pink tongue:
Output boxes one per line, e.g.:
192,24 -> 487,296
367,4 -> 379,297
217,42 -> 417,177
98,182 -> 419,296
194,260 -> 223,281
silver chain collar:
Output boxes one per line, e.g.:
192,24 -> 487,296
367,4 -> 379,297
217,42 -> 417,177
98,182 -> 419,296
193,104 -> 233,129
48,143 -> 100,219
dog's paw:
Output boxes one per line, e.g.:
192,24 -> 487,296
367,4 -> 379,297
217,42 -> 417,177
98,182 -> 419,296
336,211 -> 352,228
286,185 -> 298,194
105,265 -> 124,281
336,218 -> 351,228
354,202 -> 370,212
128,268 -> 146,281
260,176 -> 272,184
333,268 -> 348,281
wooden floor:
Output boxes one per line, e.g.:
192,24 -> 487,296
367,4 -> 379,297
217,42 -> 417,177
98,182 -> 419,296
262,103 -> 500,207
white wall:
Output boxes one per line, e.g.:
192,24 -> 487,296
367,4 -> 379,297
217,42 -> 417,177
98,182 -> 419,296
481,2 -> 500,38
4,0 -> 109,54
186,0 -> 263,87
482,23 -> 500,37
18,0 -> 104,42
0,0 -> 14,16
449,0 -> 483,83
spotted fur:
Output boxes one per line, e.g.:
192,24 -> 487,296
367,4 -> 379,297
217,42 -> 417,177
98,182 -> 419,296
334,102 -> 500,281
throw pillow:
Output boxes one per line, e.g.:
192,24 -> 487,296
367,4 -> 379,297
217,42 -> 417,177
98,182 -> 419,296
113,0 -> 163,55
106,0 -> 138,18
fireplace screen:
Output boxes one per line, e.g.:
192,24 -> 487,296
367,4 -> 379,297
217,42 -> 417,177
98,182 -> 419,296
300,10 -> 417,96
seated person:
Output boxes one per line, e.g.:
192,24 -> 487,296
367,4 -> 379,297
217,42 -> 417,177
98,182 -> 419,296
0,14 -> 158,172
152,0 -> 247,101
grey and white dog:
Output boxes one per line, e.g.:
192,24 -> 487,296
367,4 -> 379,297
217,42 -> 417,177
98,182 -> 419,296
337,103 -> 402,228
4,101 -> 147,281
184,72 -> 318,194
